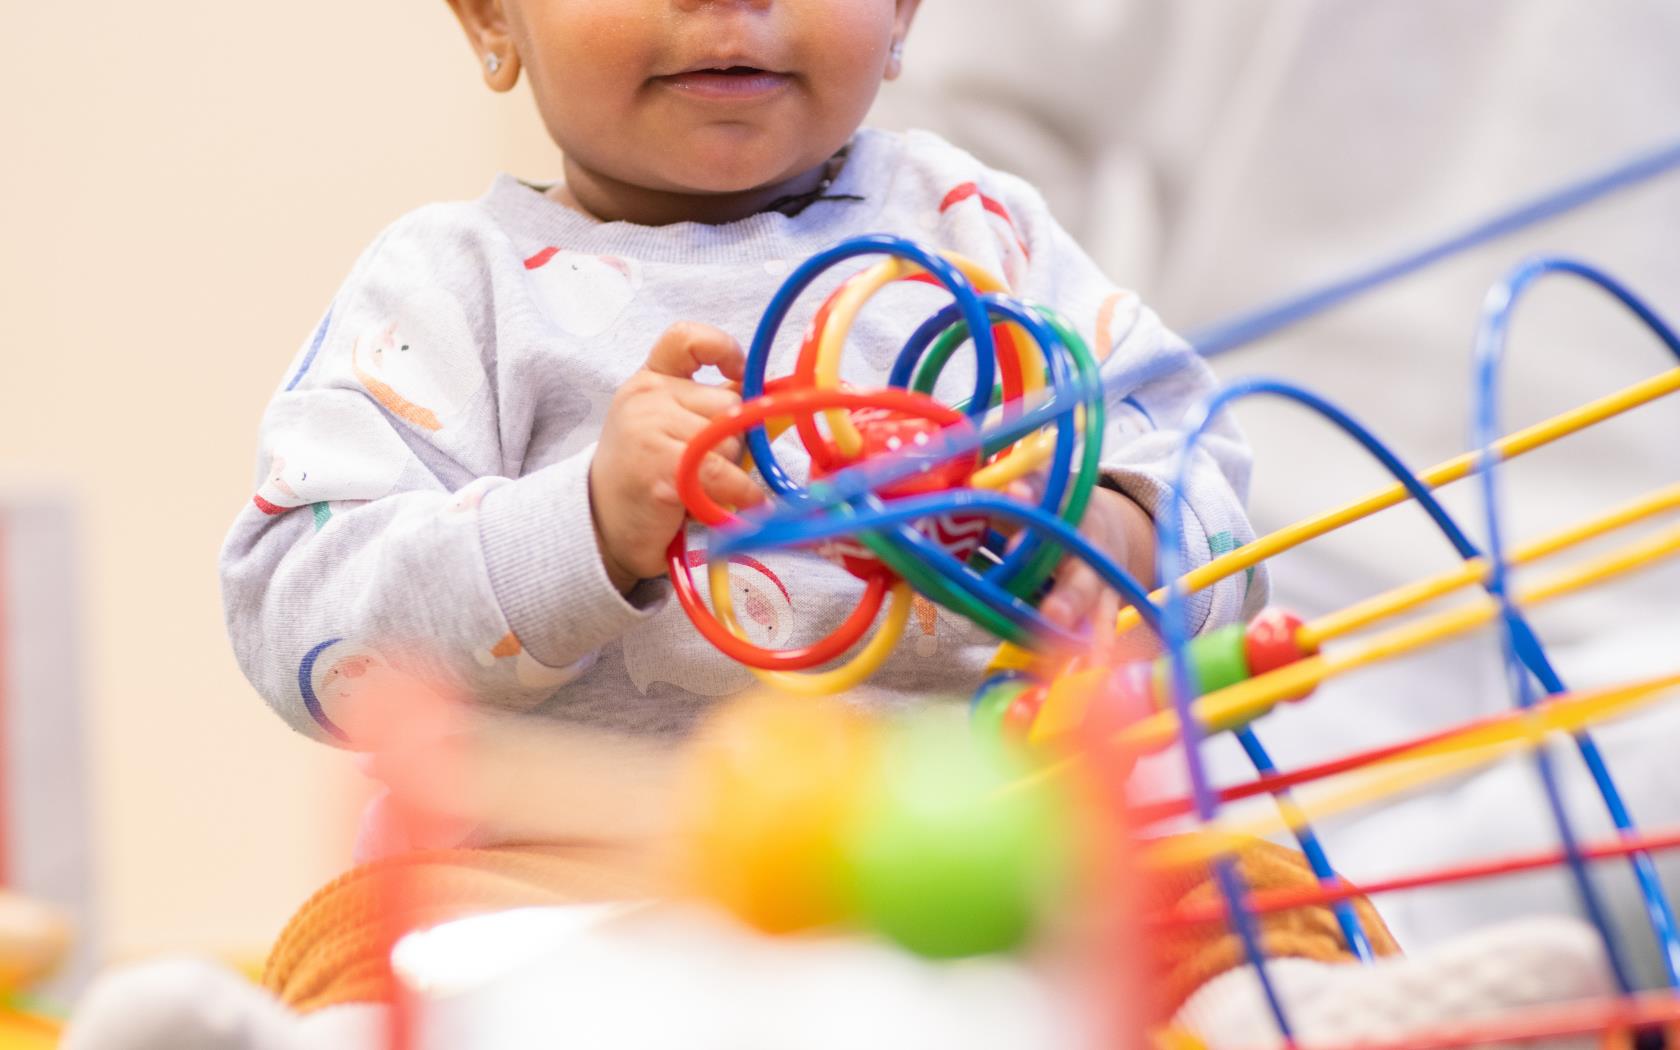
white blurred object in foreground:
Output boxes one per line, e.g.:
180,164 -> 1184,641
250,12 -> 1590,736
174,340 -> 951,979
393,904 -> 1086,1050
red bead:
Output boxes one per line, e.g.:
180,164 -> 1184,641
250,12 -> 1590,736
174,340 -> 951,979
809,409 -> 987,580
853,409 -> 978,499
1003,686 -> 1047,738
1244,607 -> 1313,676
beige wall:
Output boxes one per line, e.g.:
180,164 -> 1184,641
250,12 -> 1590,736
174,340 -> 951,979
0,3 -> 557,964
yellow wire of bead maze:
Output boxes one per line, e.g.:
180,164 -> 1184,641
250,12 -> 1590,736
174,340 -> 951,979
1021,480 -> 1680,749
1146,670 -> 1680,871
970,355 -> 1680,877
1002,509 -> 1680,803
1018,365 -> 1680,741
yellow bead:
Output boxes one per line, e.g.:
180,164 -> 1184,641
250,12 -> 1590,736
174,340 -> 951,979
674,693 -> 879,935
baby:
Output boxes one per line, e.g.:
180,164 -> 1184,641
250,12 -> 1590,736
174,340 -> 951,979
60,2 -> 1614,1049
219,0 -> 1261,843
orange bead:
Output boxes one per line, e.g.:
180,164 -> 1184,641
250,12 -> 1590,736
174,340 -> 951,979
673,693 -> 880,935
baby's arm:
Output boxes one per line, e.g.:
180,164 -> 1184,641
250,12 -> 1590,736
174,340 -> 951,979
220,221 -> 725,746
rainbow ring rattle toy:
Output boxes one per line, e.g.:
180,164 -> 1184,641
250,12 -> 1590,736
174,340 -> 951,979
665,235 -> 1162,698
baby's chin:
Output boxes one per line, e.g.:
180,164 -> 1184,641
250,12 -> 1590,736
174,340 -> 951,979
642,135 -> 840,199
668,170 -> 810,200
647,171 -> 792,201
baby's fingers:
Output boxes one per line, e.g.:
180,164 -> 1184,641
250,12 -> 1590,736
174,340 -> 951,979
1091,590 -> 1122,659
671,380 -> 743,421
698,453 -> 767,512
1040,557 -> 1106,633
665,409 -> 746,464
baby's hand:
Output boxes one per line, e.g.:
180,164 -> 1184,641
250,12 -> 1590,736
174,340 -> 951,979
590,323 -> 766,592
1035,484 -> 1158,634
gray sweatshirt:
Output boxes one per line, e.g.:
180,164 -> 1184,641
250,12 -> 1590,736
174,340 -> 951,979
219,128 -> 1264,752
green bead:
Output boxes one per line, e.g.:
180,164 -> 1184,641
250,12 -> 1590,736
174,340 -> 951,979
1153,624 -> 1251,701
841,714 -> 1070,960
970,683 -> 1028,739
1189,624 -> 1252,694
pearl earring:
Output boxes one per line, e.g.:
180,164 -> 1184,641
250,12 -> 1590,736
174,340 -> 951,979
890,41 -> 905,64
485,52 -> 503,75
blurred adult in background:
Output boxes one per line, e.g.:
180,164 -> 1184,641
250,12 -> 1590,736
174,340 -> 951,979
873,0 -> 1680,975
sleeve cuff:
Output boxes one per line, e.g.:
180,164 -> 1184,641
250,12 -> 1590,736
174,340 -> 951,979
1099,467 -> 1216,636
476,447 -> 668,668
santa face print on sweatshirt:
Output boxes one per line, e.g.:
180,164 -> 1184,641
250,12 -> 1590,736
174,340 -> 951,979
255,287 -> 491,519
350,286 -> 486,437
622,550 -> 797,698
298,638 -> 457,744
523,249 -> 643,340
938,182 -> 1031,291
251,401 -> 410,518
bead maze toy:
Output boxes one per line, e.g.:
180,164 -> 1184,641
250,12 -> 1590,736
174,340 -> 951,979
662,216 -> 1680,1047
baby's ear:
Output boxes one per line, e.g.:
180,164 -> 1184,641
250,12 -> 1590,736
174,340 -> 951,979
444,0 -> 521,92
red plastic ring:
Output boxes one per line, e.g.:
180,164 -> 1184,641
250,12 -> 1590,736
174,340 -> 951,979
665,530 -> 890,671
677,387 -> 968,528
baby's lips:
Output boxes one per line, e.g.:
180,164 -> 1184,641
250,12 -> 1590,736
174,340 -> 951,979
656,69 -> 794,103
660,47 -> 792,79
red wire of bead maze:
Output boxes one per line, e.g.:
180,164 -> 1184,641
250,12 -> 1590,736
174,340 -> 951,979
1128,709 -> 1574,827
1149,826 -> 1680,932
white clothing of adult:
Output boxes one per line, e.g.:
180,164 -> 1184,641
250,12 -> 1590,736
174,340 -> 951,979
873,0 -> 1680,980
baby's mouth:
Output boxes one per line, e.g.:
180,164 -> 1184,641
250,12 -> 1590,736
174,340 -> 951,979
656,65 -> 793,102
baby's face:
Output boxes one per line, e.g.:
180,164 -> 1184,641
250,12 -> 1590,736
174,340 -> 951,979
500,0 -> 916,200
